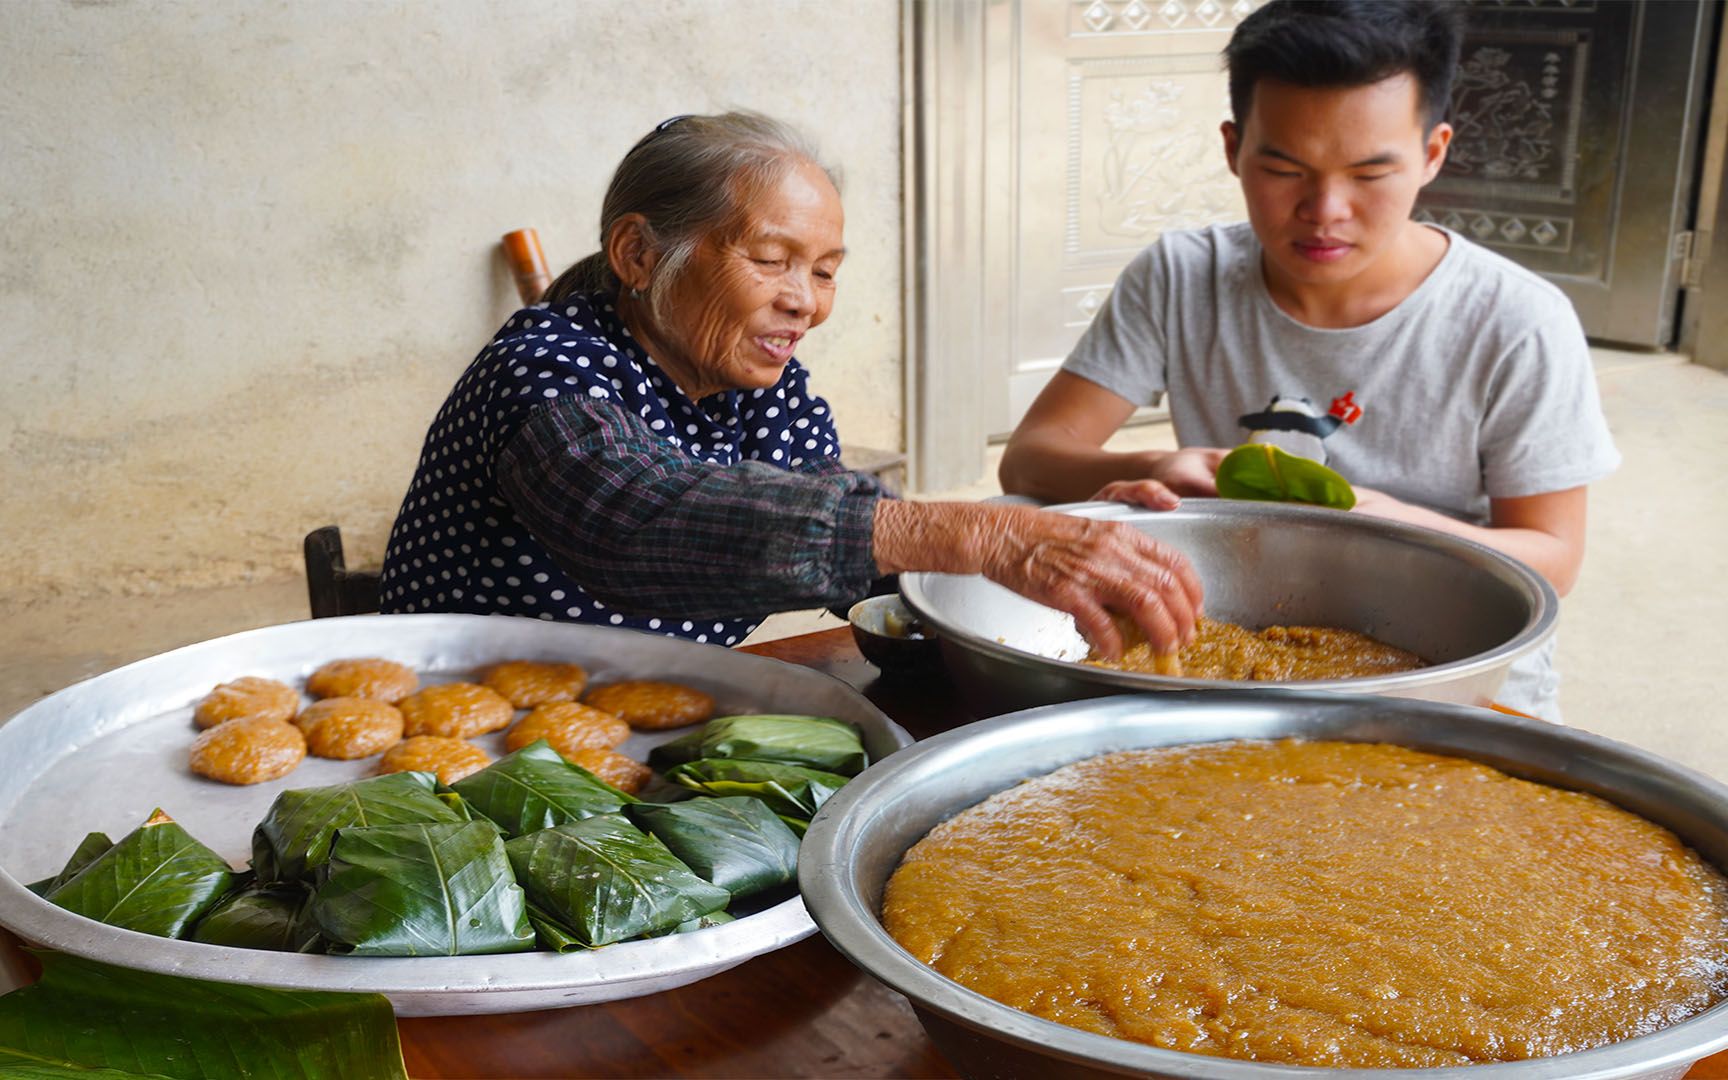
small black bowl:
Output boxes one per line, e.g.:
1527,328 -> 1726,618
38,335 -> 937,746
848,594 -> 943,675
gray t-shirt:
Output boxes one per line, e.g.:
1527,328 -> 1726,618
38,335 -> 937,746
1064,222 -> 1620,719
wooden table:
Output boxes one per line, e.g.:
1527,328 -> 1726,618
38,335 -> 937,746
4,626 -> 1720,1077
395,626 -> 1728,1079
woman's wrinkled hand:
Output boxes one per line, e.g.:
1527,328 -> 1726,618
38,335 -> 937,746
1091,447 -> 1229,510
873,501 -> 1205,658
975,507 -> 1203,658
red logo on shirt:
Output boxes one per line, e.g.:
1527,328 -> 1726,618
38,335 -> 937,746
1329,392 -> 1364,425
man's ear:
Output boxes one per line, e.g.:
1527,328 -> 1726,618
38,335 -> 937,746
1420,121 -> 1454,185
1221,120 -> 1242,177
606,213 -> 659,292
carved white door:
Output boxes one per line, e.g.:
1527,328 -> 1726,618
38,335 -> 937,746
982,0 -> 1255,439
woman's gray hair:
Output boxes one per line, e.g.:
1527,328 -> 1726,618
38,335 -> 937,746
544,110 -> 839,322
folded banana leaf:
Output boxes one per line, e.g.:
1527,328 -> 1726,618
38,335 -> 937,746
505,815 -> 730,947
1216,442 -> 1356,510
524,901 -> 733,950
437,789 -> 492,824
662,759 -> 850,821
45,810 -> 236,939
647,714 -> 868,775
191,879 -> 321,952
525,900 -> 587,952
645,728 -> 706,769
312,820 -> 535,956
26,831 -> 113,897
252,770 -> 463,885
625,796 -> 800,899
653,910 -> 737,937
450,739 -> 636,838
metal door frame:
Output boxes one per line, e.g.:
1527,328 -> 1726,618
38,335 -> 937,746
903,0 -> 992,493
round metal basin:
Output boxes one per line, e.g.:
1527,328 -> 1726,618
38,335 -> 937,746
0,613 -> 912,1015
799,692 -> 1728,1080
899,500 -> 1557,716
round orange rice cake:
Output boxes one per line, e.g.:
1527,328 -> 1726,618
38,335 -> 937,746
506,702 -> 629,758
583,680 -> 714,731
190,716 -> 306,785
193,676 -> 301,730
295,697 -> 404,760
306,657 -> 419,703
484,660 -> 588,708
397,682 -> 514,739
567,747 -> 653,795
378,735 -> 492,785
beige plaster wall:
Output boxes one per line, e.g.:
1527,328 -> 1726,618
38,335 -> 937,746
0,0 -> 904,604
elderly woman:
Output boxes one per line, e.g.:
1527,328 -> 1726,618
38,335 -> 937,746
379,111 -> 1199,658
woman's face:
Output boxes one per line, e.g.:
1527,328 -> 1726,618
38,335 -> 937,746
651,159 -> 846,399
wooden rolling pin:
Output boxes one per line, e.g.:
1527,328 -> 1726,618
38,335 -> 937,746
502,228 -> 552,305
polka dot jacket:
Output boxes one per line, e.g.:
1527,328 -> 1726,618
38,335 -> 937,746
378,290 -> 885,645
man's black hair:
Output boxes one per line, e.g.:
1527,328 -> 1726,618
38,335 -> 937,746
1224,0 -> 1464,130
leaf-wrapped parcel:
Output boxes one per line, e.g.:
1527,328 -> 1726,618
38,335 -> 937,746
626,796 -> 799,899
45,809 -> 236,939
252,770 -> 463,884
191,880 -> 321,952
312,820 -> 535,956
647,714 -> 869,776
26,831 -> 113,897
662,759 -> 850,821
506,814 -> 730,947
451,739 -> 636,838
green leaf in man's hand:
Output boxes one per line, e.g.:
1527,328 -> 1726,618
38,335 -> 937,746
0,950 -> 406,1079
1215,443 -> 1357,510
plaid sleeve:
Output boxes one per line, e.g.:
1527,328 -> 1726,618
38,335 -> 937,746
496,397 -> 885,619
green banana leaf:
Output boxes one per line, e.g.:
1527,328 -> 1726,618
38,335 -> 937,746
450,739 -> 636,838
26,831 -> 113,897
650,910 -> 736,937
625,796 -> 800,899
646,714 -> 868,776
526,902 -> 733,950
435,789 -> 494,824
644,728 -> 706,769
311,821 -> 535,956
662,759 -> 851,821
45,810 -> 236,940
191,880 -> 321,953
525,900 -> 588,952
1215,443 -> 1357,510
505,815 -> 730,946
252,770 -> 462,885
0,950 -> 405,1078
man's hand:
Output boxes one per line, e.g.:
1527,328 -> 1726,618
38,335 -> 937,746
1091,447 -> 1229,509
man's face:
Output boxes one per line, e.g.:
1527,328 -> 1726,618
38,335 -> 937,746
1223,74 -> 1451,294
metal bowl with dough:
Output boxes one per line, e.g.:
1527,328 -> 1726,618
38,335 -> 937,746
899,500 -> 1558,716
800,691 -> 1728,1080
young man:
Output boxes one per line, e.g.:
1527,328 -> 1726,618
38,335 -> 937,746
997,0 -> 1619,719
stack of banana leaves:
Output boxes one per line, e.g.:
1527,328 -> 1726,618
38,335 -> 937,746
29,715 -> 869,956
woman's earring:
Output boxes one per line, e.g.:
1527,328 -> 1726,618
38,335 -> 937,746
629,287 -> 644,300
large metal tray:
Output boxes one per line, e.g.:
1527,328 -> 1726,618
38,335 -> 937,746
0,613 -> 912,1015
